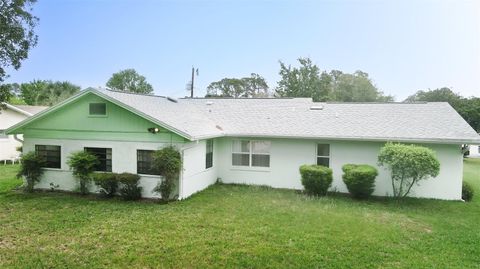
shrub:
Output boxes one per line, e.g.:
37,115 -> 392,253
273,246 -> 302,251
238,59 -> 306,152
462,181 -> 474,202
342,164 -> 378,199
378,142 -> 440,198
17,152 -> 46,192
152,146 -> 182,202
299,164 -> 333,196
118,173 -> 142,200
93,172 -> 118,198
67,151 -> 99,195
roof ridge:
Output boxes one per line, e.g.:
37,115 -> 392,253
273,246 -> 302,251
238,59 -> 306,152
101,88 -> 168,99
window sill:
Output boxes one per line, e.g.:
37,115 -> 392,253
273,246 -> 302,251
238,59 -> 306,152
41,168 -> 64,172
88,115 -> 108,118
137,174 -> 162,178
230,166 -> 270,172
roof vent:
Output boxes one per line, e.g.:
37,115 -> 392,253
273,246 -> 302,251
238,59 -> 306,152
167,97 -> 178,103
206,101 -> 213,106
309,105 -> 323,111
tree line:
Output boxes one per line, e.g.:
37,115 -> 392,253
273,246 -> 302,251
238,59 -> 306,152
0,1 -> 478,132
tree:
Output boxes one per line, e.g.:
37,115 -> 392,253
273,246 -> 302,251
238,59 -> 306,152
0,0 -> 39,104
275,58 -> 392,102
405,88 -> 480,132
206,73 -> 269,98
20,80 -> 80,106
377,143 -> 440,198
106,69 -> 153,94
275,58 -> 332,102
332,71 -> 393,102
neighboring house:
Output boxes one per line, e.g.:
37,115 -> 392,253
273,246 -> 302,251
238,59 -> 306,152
468,145 -> 480,157
0,103 -> 48,163
6,88 -> 480,200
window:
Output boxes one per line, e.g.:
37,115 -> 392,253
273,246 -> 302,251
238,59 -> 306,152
35,145 -> 61,168
316,144 -> 330,167
206,140 -> 213,169
232,140 -> 271,167
85,147 -> 112,172
137,150 -> 159,175
89,103 -> 106,115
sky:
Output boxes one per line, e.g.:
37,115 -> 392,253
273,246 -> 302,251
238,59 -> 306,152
5,0 -> 480,100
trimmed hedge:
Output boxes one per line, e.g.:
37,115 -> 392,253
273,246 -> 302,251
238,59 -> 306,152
299,165 -> 333,196
462,181 -> 474,202
117,173 -> 142,200
342,164 -> 378,199
93,172 -> 118,198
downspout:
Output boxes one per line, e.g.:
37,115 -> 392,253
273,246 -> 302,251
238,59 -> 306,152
13,134 -> 23,143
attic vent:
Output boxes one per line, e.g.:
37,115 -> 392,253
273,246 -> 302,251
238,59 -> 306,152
167,97 -> 178,103
309,105 -> 323,111
206,101 -> 213,105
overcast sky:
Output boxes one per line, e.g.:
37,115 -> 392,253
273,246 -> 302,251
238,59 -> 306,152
5,0 -> 480,100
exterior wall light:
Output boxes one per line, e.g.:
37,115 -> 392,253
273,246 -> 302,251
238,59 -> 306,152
148,127 -> 160,134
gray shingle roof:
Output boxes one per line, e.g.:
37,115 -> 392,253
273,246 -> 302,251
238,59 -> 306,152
100,89 -> 480,144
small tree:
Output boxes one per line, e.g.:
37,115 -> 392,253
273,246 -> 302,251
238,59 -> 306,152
378,142 -> 440,198
67,151 -> 99,195
152,146 -> 182,202
17,152 -> 46,192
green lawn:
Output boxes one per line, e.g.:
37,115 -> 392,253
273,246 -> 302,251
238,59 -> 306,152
0,160 -> 479,268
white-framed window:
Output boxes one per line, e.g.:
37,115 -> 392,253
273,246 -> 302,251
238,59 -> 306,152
316,144 -> 330,167
232,140 -> 271,167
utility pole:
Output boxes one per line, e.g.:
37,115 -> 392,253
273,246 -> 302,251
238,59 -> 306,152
188,67 -> 199,98
190,67 -> 194,98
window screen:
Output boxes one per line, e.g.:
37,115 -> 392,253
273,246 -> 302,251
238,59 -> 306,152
35,145 -> 61,168
85,147 -> 112,172
206,140 -> 213,169
137,150 -> 159,175
316,144 -> 330,167
89,103 -> 106,115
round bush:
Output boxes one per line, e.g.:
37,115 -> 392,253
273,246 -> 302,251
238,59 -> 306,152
117,173 -> 142,200
342,164 -> 378,199
93,172 -> 118,198
462,181 -> 474,202
299,165 -> 333,196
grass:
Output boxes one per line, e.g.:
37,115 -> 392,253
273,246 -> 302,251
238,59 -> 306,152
0,159 -> 479,268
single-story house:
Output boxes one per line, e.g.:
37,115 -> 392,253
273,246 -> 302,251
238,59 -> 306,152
6,88 -> 480,200
467,145 -> 480,158
0,103 -> 48,163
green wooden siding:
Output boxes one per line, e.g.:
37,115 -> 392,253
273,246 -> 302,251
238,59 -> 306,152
20,93 -> 185,143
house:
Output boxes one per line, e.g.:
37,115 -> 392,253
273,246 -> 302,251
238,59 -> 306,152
0,103 -> 48,163
6,88 -> 480,200
468,145 -> 480,158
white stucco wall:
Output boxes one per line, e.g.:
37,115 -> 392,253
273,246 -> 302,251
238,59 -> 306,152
23,138 -> 219,199
23,136 -> 464,200
23,138 -> 186,198
0,108 -> 26,161
215,137 -> 464,200
180,140 -> 218,199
